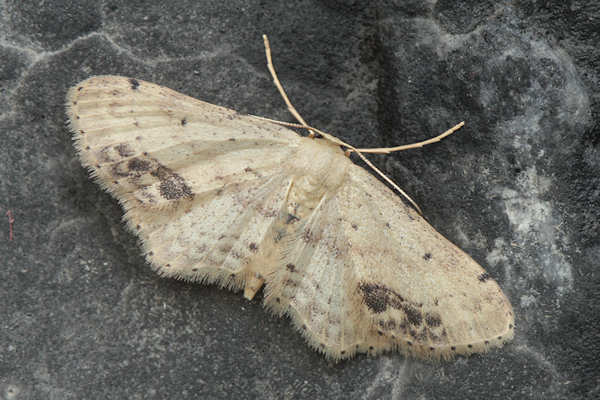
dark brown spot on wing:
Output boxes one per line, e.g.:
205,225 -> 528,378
425,312 -> 442,327
116,143 -> 134,157
359,283 -> 392,313
402,304 -> 422,326
284,279 -> 298,288
358,282 -> 423,326
358,283 -> 407,314
478,272 -> 491,282
129,78 -> 140,90
127,158 -> 152,172
104,150 -> 194,202
158,173 -> 192,200
286,213 -> 299,224
378,319 -> 397,331
152,166 -> 193,200
302,228 -> 314,243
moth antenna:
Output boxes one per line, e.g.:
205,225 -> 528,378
312,127 -> 424,215
347,121 -> 465,154
249,116 -> 318,131
263,34 -> 316,138
262,34 -> 424,214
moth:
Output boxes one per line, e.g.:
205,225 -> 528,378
66,41 -> 513,361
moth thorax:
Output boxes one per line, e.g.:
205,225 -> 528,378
293,137 -> 349,192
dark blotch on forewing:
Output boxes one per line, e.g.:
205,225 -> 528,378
154,167 -> 193,200
425,312 -> 442,327
358,282 -> 425,327
127,158 -> 152,172
104,149 -> 194,201
402,304 -> 422,326
359,282 -> 395,313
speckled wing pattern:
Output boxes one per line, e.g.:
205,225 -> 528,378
66,76 -> 514,361
265,165 -> 514,359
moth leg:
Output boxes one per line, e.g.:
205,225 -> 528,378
244,273 -> 265,300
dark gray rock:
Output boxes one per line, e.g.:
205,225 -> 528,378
1,1 -> 598,399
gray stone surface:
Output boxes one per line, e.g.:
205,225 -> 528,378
1,1 -> 598,399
